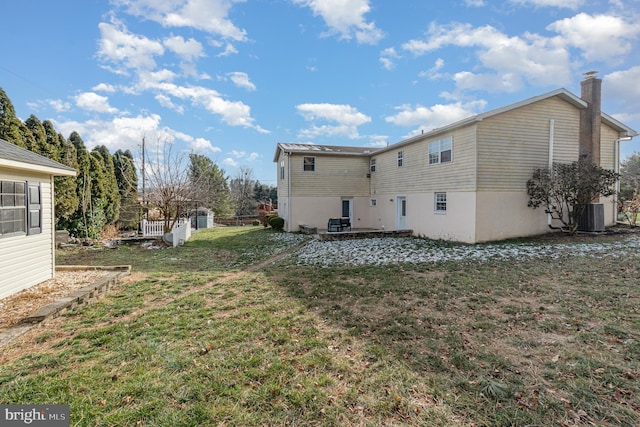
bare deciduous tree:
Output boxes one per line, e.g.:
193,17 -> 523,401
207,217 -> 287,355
143,137 -> 196,233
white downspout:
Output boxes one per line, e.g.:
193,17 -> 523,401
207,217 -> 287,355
548,119 -> 555,227
614,138 -> 620,223
286,152 -> 292,232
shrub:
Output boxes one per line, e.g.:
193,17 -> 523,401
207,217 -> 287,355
252,220 -> 260,226
268,215 -> 285,230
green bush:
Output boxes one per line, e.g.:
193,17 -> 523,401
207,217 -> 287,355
252,220 -> 260,226
268,215 -> 285,230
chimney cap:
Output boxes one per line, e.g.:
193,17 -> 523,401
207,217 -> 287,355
583,70 -> 599,79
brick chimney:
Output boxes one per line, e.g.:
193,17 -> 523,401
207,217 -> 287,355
579,71 -> 602,165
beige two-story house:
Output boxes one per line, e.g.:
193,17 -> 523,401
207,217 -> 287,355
274,76 -> 637,243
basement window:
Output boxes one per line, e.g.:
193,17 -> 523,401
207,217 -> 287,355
434,192 -> 447,213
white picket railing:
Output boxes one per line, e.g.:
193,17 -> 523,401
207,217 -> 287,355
141,220 -> 166,237
141,219 -> 191,247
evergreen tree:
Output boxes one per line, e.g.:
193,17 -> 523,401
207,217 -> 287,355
0,87 -> 26,147
43,120 -> 62,161
68,132 -> 93,238
54,132 -> 79,228
113,149 -> 141,229
92,145 -> 120,224
188,154 -> 233,217
24,115 -> 47,154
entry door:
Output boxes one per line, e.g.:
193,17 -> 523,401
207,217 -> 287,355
341,198 -> 353,221
396,196 -> 407,229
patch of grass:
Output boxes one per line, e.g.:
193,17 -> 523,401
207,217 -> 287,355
1,227 -> 639,426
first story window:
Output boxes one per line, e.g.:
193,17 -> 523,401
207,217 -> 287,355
370,198 -> 377,206
1,180 -> 26,235
397,150 -> 403,167
434,192 -> 447,213
303,156 -> 315,172
370,158 -> 377,173
428,136 -> 452,165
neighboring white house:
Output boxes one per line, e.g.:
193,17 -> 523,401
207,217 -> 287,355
274,75 -> 637,243
0,138 -> 77,299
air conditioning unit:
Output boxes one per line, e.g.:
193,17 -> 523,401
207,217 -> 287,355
578,203 -> 604,232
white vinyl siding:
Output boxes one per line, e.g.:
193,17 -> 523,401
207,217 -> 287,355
289,154 -> 370,197
0,172 -> 54,299
477,96 -> 581,191
371,125 -> 477,194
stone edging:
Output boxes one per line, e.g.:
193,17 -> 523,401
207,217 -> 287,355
0,265 -> 131,348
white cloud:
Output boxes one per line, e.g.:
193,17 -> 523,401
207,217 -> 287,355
296,103 -> 371,139
54,114 -> 163,154
227,72 -> 256,91
223,157 -> 239,167
293,0 -> 384,44
603,66 -> 640,124
247,152 -> 260,161
97,21 -> 164,71
49,99 -> 72,112
464,0 -> 485,6
510,0 -> 584,9
385,100 -> 486,133
155,93 -> 184,113
143,81 -> 268,133
163,35 -> 205,61
92,83 -> 117,93
75,92 -> 119,114
418,58 -> 445,80
547,13 -> 640,62
401,22 -> 572,92
379,47 -> 399,70
114,0 -> 248,41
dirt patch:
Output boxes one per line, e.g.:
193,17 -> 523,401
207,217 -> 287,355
0,270 -> 108,331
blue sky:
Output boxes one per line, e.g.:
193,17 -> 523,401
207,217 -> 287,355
1,0 -> 639,185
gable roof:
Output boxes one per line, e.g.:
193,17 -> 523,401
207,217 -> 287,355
0,138 -> 77,176
273,88 -> 638,161
374,88 -> 637,155
273,143 -> 376,162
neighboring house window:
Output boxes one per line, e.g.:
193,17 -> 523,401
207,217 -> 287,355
370,158 -> 376,173
280,160 -> 285,180
370,198 -> 377,206
435,192 -> 447,213
397,150 -> 403,167
303,156 -> 315,172
428,136 -> 452,165
0,180 -> 27,236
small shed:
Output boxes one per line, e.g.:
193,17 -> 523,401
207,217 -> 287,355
0,138 -> 76,299
190,207 -> 214,229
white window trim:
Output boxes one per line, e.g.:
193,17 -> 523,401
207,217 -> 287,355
303,156 -> 316,172
428,136 -> 453,165
434,192 -> 447,214
370,198 -> 377,207
397,150 -> 403,168
370,158 -> 377,173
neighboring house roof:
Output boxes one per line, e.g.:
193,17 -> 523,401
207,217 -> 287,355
0,138 -> 76,176
274,88 -> 637,161
273,143 -> 377,162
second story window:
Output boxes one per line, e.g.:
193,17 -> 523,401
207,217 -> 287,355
280,160 -> 285,180
303,156 -> 315,172
397,150 -> 403,167
428,136 -> 452,165
370,158 -> 377,173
